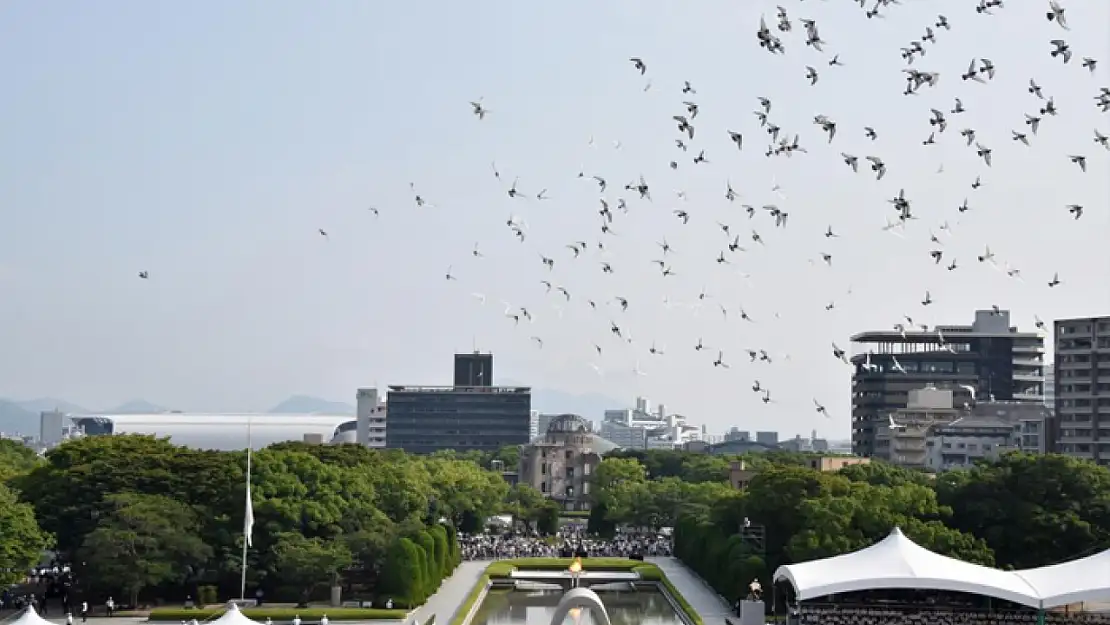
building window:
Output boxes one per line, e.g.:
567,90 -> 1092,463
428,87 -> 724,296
541,481 -> 547,493
541,463 -> 547,475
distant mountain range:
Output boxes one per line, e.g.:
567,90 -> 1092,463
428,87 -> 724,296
268,395 -> 355,415
499,382 -> 623,422
0,388 -> 622,436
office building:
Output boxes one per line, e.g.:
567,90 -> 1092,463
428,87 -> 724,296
1053,316 -> 1110,466
600,396 -> 701,450
39,410 -> 69,448
780,431 -> 830,452
724,428 -> 752,442
385,353 -> 531,454
354,388 -> 387,447
454,352 -> 493,387
851,309 -> 1045,457
755,431 -> 779,445
532,413 -> 565,440
518,414 -> 616,511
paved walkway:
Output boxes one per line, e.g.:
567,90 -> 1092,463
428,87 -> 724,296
649,557 -> 732,625
409,560 -> 489,625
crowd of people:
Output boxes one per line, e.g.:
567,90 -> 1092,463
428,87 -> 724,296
457,527 -> 673,561
798,605 -> 1110,625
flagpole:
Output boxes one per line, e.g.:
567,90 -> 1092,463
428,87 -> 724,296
241,418 -> 252,601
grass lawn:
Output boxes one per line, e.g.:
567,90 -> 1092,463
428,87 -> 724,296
148,607 -> 408,622
449,558 -> 703,625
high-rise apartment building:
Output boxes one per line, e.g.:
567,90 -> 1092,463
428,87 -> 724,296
1052,316 -> 1110,466
1044,362 -> 1056,410
851,310 -> 1044,457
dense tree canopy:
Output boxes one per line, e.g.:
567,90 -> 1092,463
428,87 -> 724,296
4,436 -> 499,605
0,438 -> 42,483
589,449 -> 1110,605
2,435 -> 1109,608
0,481 -> 52,586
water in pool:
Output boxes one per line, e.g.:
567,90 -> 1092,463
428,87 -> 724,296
468,587 -> 684,625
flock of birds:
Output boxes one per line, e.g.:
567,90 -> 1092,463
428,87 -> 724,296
143,1 -> 1108,425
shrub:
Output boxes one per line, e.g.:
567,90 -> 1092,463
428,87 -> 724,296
198,585 -> 218,606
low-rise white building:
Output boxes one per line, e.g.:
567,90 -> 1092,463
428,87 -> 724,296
354,388 -> 387,447
600,396 -> 701,450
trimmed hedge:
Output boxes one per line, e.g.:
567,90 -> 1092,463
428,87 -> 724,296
148,608 -> 408,622
448,558 -> 703,625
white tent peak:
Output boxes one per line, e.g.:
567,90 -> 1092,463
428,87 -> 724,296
773,526 -> 1045,608
8,605 -> 55,625
206,603 -> 264,625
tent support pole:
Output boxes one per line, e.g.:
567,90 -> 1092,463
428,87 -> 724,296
772,583 -> 777,620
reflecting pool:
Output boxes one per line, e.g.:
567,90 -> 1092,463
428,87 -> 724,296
469,588 -> 684,625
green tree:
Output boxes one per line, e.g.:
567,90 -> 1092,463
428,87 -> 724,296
503,483 -> 549,531
272,532 -> 353,606
937,453 -> 1110,568
78,493 -> 211,606
0,439 -> 41,483
341,513 -> 396,591
379,537 -> 424,606
0,482 -> 52,586
428,525 -> 449,580
424,457 -> 508,526
414,530 -> 438,595
589,457 -> 647,510
838,461 -> 934,487
535,501 -> 561,535
679,454 -> 731,483
491,445 -> 520,470
14,435 -> 241,558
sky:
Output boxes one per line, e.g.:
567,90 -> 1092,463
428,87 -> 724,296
0,1 -> 1107,438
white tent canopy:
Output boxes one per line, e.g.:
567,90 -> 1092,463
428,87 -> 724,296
6,607 -> 55,625
1014,548 -> 1110,608
209,604 -> 265,625
772,528 -> 1043,608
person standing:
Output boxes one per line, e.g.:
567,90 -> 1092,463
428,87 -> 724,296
106,597 -> 115,618
81,601 -> 89,623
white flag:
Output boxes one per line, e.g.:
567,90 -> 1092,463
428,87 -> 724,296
244,448 -> 254,548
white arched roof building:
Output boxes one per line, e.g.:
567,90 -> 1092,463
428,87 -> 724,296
69,413 -> 355,451
773,527 -> 1110,609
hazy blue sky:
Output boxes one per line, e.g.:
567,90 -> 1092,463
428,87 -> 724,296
0,1 -> 1107,437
